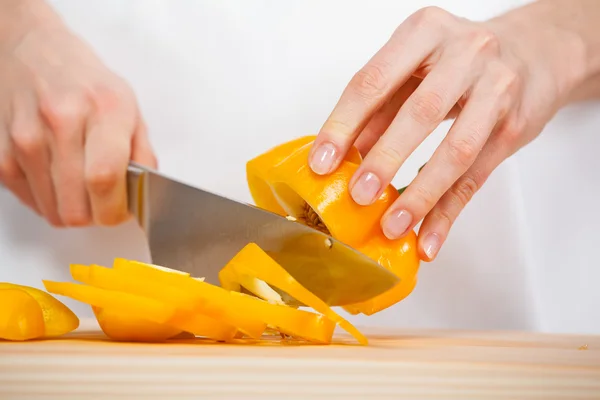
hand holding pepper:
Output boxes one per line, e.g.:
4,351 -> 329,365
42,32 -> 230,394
309,0 -> 600,261
0,0 -> 156,227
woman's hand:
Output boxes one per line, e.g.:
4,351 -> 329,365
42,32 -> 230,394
0,0 -> 156,227
309,2 -> 600,261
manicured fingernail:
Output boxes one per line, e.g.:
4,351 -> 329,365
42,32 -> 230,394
422,233 -> 441,260
351,172 -> 381,205
382,209 -> 412,239
309,142 -> 337,175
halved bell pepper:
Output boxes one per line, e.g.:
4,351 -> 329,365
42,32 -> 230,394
0,289 -> 45,341
219,243 -> 367,345
247,135 -> 364,218
0,282 -> 79,338
245,138 -> 420,315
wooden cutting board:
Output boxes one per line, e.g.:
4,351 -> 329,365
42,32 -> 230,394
1,319 -> 599,400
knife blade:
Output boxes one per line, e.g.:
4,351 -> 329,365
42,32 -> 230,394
126,162 -> 399,306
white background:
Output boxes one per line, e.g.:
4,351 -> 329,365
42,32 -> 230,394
2,0 -> 599,334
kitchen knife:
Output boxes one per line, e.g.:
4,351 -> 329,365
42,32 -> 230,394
126,162 -> 399,307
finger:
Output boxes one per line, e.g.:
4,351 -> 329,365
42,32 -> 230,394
354,77 -> 422,157
11,93 -> 63,226
84,96 -> 136,226
350,52 -> 478,207
416,129 -> 512,261
380,62 -> 516,240
0,126 -> 38,213
41,91 -> 93,227
308,8 -> 451,175
130,116 -> 158,169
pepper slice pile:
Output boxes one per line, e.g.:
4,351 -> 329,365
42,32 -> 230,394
43,249 -> 355,344
246,137 -> 421,316
0,283 -> 79,341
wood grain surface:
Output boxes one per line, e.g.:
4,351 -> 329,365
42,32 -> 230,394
1,319 -> 599,399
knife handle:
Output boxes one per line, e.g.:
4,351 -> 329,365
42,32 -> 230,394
126,162 -> 149,231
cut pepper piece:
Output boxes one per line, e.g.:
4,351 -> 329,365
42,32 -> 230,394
0,289 -> 45,341
221,243 -> 367,345
112,258 -> 333,343
43,281 -> 176,324
228,291 -> 335,343
71,264 -> 239,342
168,312 -> 238,342
111,259 -> 267,339
92,306 -> 182,342
0,282 -> 79,337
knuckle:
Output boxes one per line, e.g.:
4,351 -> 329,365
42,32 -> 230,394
91,81 -> 133,115
60,208 -> 91,227
377,142 -> 405,166
412,184 -> 437,208
497,118 -> 525,147
408,91 -> 445,126
411,6 -> 450,27
445,136 -> 479,168
470,28 -> 500,56
40,92 -> 88,131
493,67 -> 520,99
450,175 -> 480,207
85,163 -> 121,196
0,154 -> 23,182
349,64 -> 389,101
432,204 -> 455,227
11,129 -> 44,157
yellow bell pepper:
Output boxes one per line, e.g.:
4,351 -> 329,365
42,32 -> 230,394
0,282 -> 79,338
247,135 -> 363,218
245,138 -> 421,315
0,289 -> 45,341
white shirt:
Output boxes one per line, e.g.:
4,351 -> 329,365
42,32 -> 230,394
3,0 -> 599,334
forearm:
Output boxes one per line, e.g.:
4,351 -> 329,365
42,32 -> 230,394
496,0 -> 600,103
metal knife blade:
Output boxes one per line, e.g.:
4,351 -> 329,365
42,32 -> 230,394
126,162 -> 399,306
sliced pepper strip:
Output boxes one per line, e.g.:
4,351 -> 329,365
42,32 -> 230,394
220,243 -> 367,345
71,263 -> 239,341
0,282 -> 79,337
113,259 -> 334,343
246,137 -> 420,315
0,289 -> 45,341
112,259 -> 266,339
43,281 -> 176,324
70,264 -> 203,313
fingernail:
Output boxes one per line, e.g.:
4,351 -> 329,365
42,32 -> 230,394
351,172 -> 381,205
309,142 -> 337,175
382,209 -> 412,239
422,233 -> 441,260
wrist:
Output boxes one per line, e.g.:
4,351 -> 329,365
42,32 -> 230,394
492,0 -> 600,103
0,0 -> 63,49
